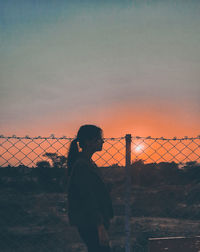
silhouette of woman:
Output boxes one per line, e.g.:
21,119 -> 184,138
67,125 -> 114,252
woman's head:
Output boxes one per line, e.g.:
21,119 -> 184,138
76,124 -> 103,151
67,124 -> 104,176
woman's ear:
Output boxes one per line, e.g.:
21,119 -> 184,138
82,139 -> 91,149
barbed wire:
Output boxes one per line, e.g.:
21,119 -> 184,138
0,134 -> 74,140
1,134 -> 199,140
133,135 -> 200,140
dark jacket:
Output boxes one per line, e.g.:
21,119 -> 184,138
67,155 -> 114,229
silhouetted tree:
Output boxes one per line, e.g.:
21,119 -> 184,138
42,152 -> 67,168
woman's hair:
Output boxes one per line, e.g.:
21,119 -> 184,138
67,124 -> 103,177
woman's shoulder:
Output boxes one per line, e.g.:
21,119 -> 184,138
72,156 -> 91,173
73,155 -> 90,166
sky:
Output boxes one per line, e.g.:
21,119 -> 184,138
1,0 -> 200,138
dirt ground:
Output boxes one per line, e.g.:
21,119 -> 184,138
0,184 -> 200,252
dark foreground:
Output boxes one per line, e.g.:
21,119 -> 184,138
0,163 -> 200,251
0,185 -> 200,252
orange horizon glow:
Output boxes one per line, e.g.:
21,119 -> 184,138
1,100 -> 199,139
1,101 -> 199,167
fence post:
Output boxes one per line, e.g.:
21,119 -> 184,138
125,134 -> 132,252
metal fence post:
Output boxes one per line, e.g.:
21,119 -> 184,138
125,134 -> 132,252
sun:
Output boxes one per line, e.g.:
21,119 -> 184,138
134,145 -> 144,153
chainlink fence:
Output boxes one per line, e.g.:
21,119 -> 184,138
0,134 -> 200,252
0,134 -> 200,167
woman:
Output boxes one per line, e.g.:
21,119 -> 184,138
67,124 -> 114,252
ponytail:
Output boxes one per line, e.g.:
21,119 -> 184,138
67,138 -> 79,177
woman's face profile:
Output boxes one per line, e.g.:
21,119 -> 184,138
87,133 -> 104,152
95,135 -> 104,152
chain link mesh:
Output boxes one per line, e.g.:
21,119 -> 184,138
1,135 -> 199,167
131,136 -> 200,164
0,135 -> 125,167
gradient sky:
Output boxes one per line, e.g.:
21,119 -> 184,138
1,0 -> 200,138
